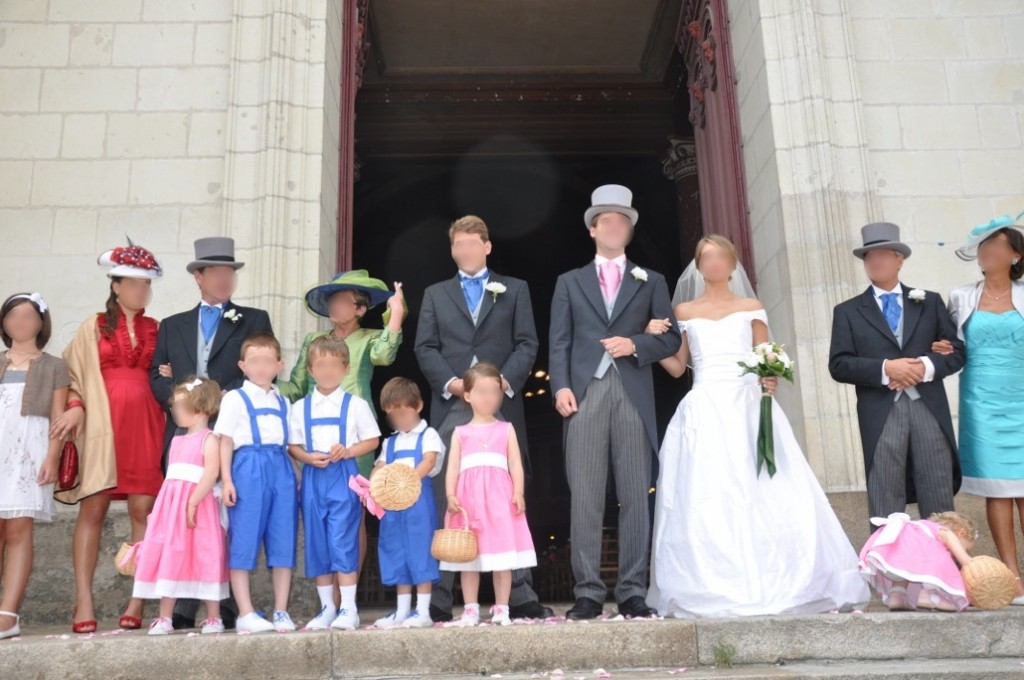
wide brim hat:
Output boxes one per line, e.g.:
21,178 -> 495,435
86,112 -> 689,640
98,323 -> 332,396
305,270 -> 394,318
98,240 -> 162,279
583,184 -> 639,229
853,222 -> 911,259
955,211 -> 1024,261
186,237 -> 245,274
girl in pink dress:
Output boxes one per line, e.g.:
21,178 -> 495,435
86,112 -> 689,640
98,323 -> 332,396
859,511 -> 977,612
443,363 -> 536,626
133,378 -> 229,634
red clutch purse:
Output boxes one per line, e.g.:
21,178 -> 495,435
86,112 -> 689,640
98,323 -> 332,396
58,440 -> 79,490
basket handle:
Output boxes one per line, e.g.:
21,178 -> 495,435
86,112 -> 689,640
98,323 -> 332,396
445,507 -> 471,531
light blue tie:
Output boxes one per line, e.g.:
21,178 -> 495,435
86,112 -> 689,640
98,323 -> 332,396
200,305 -> 220,344
460,275 -> 483,312
881,292 -> 901,333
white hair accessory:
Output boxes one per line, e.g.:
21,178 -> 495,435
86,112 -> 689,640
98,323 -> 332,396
11,292 -> 48,314
184,378 -> 203,392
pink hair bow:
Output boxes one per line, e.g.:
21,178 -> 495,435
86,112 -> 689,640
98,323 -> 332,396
348,474 -> 385,519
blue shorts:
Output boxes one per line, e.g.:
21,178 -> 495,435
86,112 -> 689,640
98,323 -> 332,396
227,444 -> 298,570
301,458 -> 362,578
378,480 -> 439,586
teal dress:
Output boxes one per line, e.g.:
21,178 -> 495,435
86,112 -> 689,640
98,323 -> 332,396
958,310 -> 1024,497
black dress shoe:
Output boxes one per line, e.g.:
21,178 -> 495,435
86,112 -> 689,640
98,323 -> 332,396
171,613 -> 196,630
429,604 -> 453,623
617,595 -> 657,618
509,601 -> 555,620
566,597 -> 604,620
221,608 -> 237,630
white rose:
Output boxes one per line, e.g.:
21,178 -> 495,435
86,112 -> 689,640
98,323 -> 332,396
631,266 -> 648,281
908,289 -> 926,303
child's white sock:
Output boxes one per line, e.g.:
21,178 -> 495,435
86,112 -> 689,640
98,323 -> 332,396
416,593 -> 431,615
395,593 -> 412,619
340,585 -> 358,612
316,585 -> 335,612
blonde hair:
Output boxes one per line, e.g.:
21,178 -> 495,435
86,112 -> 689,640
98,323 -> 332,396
694,234 -> 739,270
449,215 -> 490,244
172,376 -> 222,416
929,511 -> 978,540
306,333 -> 350,369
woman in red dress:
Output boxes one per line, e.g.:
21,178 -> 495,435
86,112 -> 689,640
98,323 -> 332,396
51,241 -> 166,633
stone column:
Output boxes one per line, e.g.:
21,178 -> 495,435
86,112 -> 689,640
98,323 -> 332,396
662,136 -> 703,267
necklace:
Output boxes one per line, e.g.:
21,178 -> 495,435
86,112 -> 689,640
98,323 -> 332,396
466,422 -> 498,452
984,285 -> 1011,301
5,350 -> 40,370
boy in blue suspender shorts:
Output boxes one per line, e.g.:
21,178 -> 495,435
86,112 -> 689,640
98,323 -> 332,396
287,335 -> 380,630
371,377 -> 444,628
215,333 -> 297,634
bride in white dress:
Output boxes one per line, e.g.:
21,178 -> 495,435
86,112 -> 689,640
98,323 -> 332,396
646,235 -> 869,618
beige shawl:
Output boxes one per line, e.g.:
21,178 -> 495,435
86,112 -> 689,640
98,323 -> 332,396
55,314 -> 117,505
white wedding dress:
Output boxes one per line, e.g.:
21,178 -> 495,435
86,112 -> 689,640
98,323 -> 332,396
647,310 -> 869,618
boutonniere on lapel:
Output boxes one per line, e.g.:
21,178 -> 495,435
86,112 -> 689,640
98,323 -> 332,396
223,308 -> 243,324
631,266 -> 648,282
485,281 -> 506,302
908,289 -> 926,304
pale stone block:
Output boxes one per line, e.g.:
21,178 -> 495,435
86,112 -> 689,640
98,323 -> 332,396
232,16 -> 270,62
871,150 -> 962,196
0,0 -> 49,21
932,0 -> 1023,16
0,69 -> 41,111
97,207 -> 180,253
0,24 -> 69,67
107,112 -> 188,157
178,205 -> 223,249
959,150 -> 1024,195
963,18 -> 1009,58
142,0 -> 232,22
32,160 -> 131,207
137,67 -> 229,111
61,113 -> 107,158
978,106 -> 1022,148
68,24 -> 113,66
1007,16 -> 1024,58
857,61 -> 948,104
48,0 -> 142,22
0,209 -> 53,254
861,105 -> 902,150
947,61 -> 1024,104
187,111 -> 227,157
889,19 -> 966,60
848,0 -> 936,18
0,161 -> 34,207
41,69 -> 136,112
899,106 -> 980,149
0,114 -> 62,158
52,208 -> 98,253
113,24 -> 195,66
850,18 -> 890,60
128,158 -> 224,205
193,23 -> 232,65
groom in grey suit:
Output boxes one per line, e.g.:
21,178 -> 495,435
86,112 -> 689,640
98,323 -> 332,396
549,185 -> 680,619
414,215 -> 550,621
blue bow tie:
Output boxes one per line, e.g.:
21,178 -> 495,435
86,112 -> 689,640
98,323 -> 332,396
459,273 -> 485,312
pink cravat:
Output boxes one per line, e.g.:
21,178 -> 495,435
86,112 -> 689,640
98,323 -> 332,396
599,260 -> 622,303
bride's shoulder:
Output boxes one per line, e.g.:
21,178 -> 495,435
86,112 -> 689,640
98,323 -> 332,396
737,298 -> 764,313
673,301 -> 696,321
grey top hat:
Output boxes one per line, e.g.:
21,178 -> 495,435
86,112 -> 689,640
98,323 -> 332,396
853,222 -> 911,259
186,237 -> 245,273
583,184 -> 639,229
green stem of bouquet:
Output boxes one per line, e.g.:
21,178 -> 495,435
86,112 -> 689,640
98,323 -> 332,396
756,388 -> 777,478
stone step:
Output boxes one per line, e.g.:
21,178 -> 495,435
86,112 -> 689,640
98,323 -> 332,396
3,609 -> 1022,679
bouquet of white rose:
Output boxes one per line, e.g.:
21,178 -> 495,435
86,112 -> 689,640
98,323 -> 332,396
737,342 -> 795,478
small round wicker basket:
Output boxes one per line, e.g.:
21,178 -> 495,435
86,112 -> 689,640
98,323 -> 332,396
962,555 -> 1017,610
431,508 -> 478,563
369,463 -> 421,511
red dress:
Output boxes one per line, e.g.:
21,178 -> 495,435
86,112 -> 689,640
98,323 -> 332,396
97,312 -> 164,498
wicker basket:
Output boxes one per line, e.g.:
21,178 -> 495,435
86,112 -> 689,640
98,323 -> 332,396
369,463 -> 421,511
962,555 -> 1017,610
114,542 -> 139,577
431,508 -> 478,563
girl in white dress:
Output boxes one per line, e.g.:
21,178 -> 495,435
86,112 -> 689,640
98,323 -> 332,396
645,236 -> 869,618
0,293 -> 70,639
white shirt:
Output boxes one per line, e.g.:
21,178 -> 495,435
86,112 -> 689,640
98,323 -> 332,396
442,266 -> 514,400
594,254 -> 626,276
872,283 -> 935,386
288,386 -> 381,453
374,418 -> 446,477
215,380 -> 289,448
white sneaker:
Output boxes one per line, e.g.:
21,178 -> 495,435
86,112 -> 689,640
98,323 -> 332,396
147,617 -> 173,636
200,617 -> 225,634
401,611 -> 433,628
373,611 -> 408,629
490,605 -> 511,626
236,611 -> 275,634
272,610 -> 296,632
304,606 -> 338,630
454,605 -> 480,627
331,608 -> 360,630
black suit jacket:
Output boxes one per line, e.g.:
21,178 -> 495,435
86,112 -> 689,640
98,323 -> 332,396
828,285 -> 965,499
150,301 -> 274,451
414,273 -> 539,469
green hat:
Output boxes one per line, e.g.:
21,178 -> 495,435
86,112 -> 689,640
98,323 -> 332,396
304,270 -> 394,318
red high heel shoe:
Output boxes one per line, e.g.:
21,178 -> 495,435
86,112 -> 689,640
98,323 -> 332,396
72,608 -> 97,634
118,613 -> 142,630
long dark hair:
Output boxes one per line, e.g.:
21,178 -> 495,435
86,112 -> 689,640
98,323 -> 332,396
102,276 -> 123,337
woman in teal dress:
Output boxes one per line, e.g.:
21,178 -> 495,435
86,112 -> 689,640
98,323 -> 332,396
942,214 -> 1024,603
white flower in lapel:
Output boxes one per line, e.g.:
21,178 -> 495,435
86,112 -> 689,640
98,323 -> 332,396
908,289 -> 926,303
485,281 -> 506,302
631,266 -> 648,282
223,308 -> 243,323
